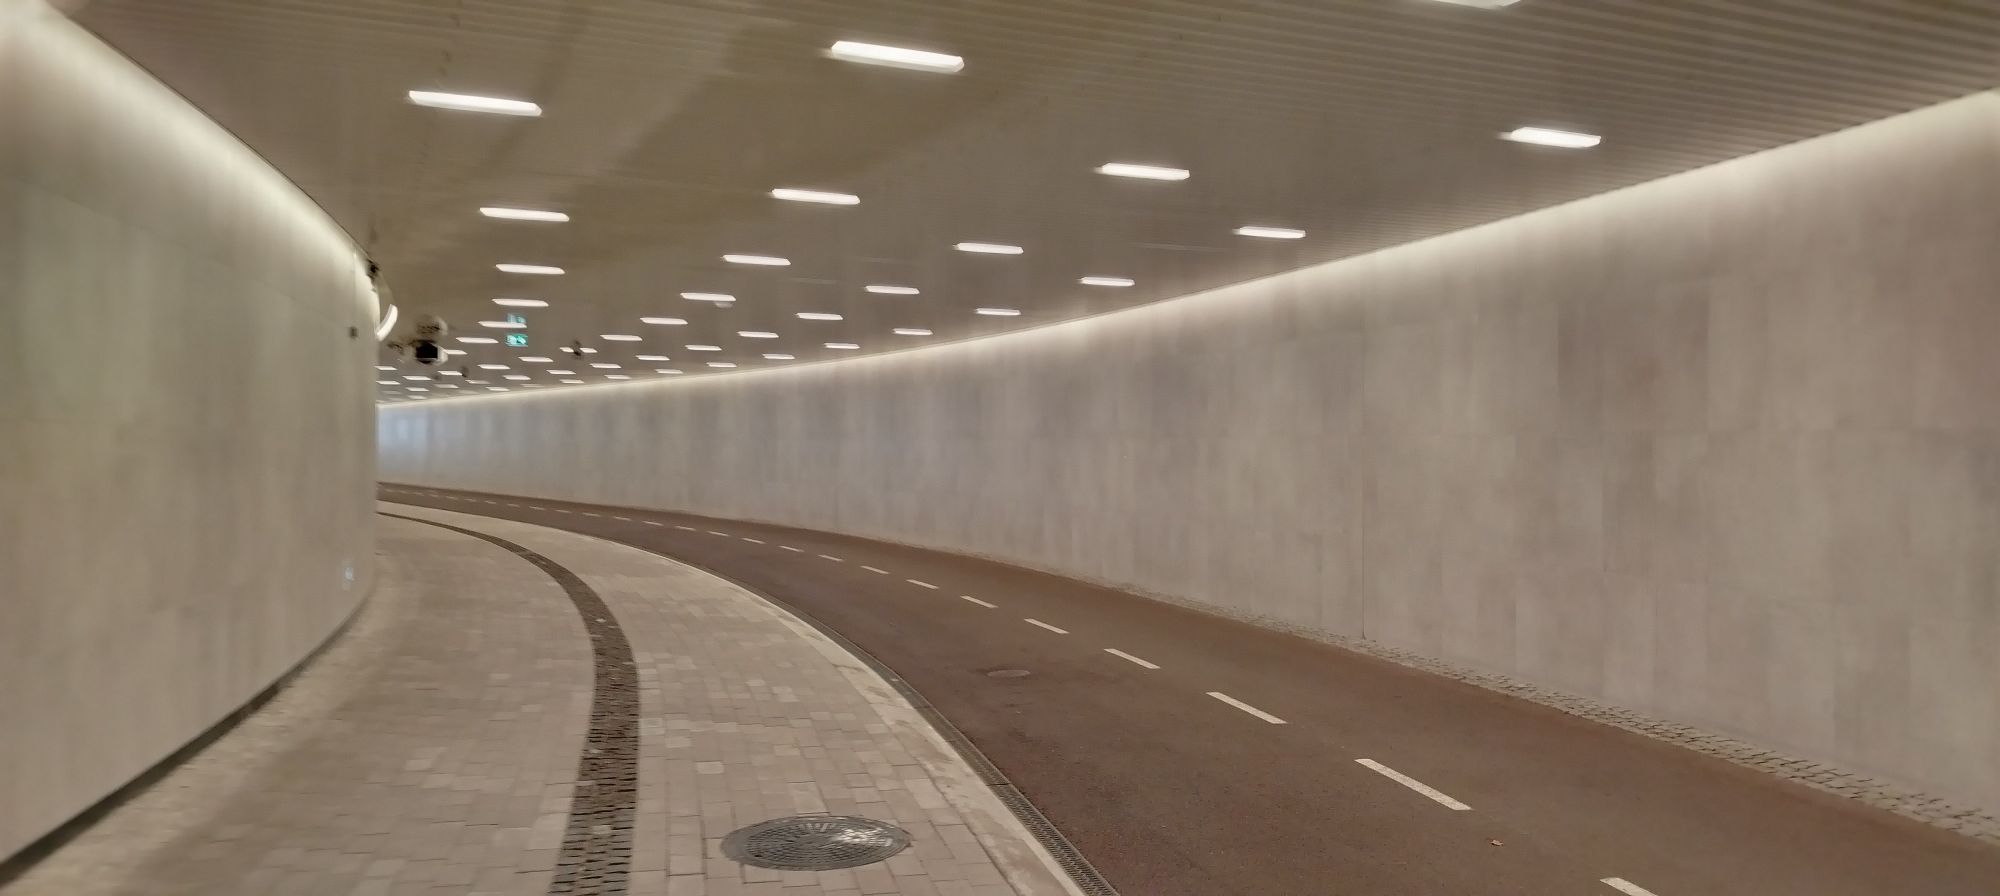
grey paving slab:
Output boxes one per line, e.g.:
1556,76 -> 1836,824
3,508 -> 1077,896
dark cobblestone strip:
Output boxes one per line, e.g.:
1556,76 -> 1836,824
384,514 -> 638,896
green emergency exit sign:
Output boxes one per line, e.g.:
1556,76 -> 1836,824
505,333 -> 528,347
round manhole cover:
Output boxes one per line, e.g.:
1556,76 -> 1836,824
721,815 -> 911,871
986,669 -> 1032,678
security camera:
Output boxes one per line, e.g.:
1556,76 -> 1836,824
401,313 -> 448,365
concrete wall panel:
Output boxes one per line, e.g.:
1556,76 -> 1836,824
1,0 -> 377,860
379,94 -> 2000,811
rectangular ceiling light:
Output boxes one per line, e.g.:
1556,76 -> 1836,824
407,90 -> 541,117
865,285 -> 920,295
798,312 -> 844,321
605,374 -> 632,380
487,386 -> 509,391
771,188 -> 860,205
893,327 -> 932,336
642,316 -> 690,325
1096,162 -> 1190,181
520,356 -> 554,363
438,371 -> 464,376
1428,0 -> 1521,8
723,254 -> 790,266
480,207 -> 569,222
591,362 -> 622,369
479,320 -> 526,329
1235,226 -> 1306,239
975,307 -> 1021,316
633,354 -> 668,362
764,353 -> 796,360
738,331 -> 779,339
682,292 -> 735,303
601,334 -> 642,341
402,375 -> 431,381
826,40 -> 964,74
496,263 -> 564,275
955,242 -> 1023,255
456,336 -> 497,344
1500,126 -> 1602,148
707,362 -> 739,369
561,379 -> 586,384
686,344 -> 722,351
503,374 -> 530,381
375,365 -> 395,371
550,369 -> 575,375
825,342 -> 860,350
444,348 -> 468,356
1080,276 -> 1135,287
477,363 -> 509,370
376,380 -> 396,385
493,298 -> 548,308
406,387 -> 429,392
657,368 -> 684,375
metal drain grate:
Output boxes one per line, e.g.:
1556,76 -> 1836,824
722,815 -> 911,871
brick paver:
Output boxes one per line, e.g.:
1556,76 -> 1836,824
3,507 -> 1076,896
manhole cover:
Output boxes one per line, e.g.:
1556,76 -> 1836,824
721,815 -> 911,871
986,669 -> 1032,678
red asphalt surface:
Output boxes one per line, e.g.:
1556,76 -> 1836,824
382,485 -> 2000,896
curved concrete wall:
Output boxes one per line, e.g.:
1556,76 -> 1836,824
1,1 -> 378,860
380,95 -> 2000,810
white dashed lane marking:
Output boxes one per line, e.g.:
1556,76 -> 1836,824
819,554 -> 844,563
960,596 -> 996,608
907,579 -> 938,589
1355,759 -> 1470,811
1024,618 -> 1068,635
1105,649 -> 1160,670
741,537 -> 765,544
1208,692 -> 1286,725
1601,880 -> 1661,896
862,566 -> 890,575
780,545 -> 803,552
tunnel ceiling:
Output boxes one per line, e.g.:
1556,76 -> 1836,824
74,0 -> 2000,403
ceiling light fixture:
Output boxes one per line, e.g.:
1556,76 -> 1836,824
893,327 -> 932,336
479,320 -> 526,329
402,375 -> 431,381
797,312 -> 844,321
723,254 -> 790,266
601,334 -> 641,342
407,90 -> 541,117
492,298 -> 548,308
444,349 -> 468,356
681,293 -> 735,303
686,344 -> 722,352
826,40 -> 964,74
636,354 -> 670,362
656,369 -> 682,375
406,387 -> 429,392
955,242 -> 1023,255
605,374 -> 631,380
437,383 -> 460,389
439,371 -> 464,377
376,380 -> 396,385
826,342 -> 860,350
374,304 -> 399,341
562,379 -> 586,384
1428,0 -> 1521,8
1096,162 -> 1190,181
1080,276 -> 1135,287
375,365 -> 395,371
764,353 -> 796,361
1235,225 -> 1306,239
975,307 -> 1021,316
480,207 -> 569,222
590,363 -> 621,369
550,369 -> 575,375
1500,126 -> 1602,148
707,362 -> 738,369
456,336 -> 497,344
771,188 -> 860,205
738,331 -> 779,339
503,374 -> 530,381
865,285 -> 920,295
477,364 -> 509,370
642,316 -> 690,325
495,263 -> 564,275
487,386 -> 509,392
521,356 -> 553,363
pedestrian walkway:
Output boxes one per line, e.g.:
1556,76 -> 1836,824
2,505 -> 1079,896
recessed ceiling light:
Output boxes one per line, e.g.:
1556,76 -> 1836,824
682,293 -> 735,303
575,347 -> 599,353
975,307 -> 1021,316
707,362 -> 738,369
636,354 -> 670,362
561,378 -> 585,384
601,334 -> 642,342
406,387 -> 429,392
495,263 -> 564,275
439,370 -> 464,377
643,316 -> 690,325
865,285 -> 920,295
503,374 -> 530,381
376,379 -> 396,385
437,383 -> 460,389
771,188 -> 860,205
402,375 -> 431,381
738,331 -> 779,339
825,342 -> 860,350
493,298 -> 548,308
723,254 -> 790,266
407,90 -> 541,117
1235,226 -> 1305,239
826,40 -> 964,73
591,362 -> 621,369
444,348 -> 468,356
467,379 -> 489,384
478,363 -> 509,370
487,386 -> 509,391
521,356 -> 553,363
1080,276 -> 1135,287
1500,126 -> 1602,148
764,353 -> 796,361
893,327 -> 932,336
550,369 -> 575,375
686,344 -> 722,351
1096,162 -> 1189,181
656,368 -> 683,375
797,312 -> 844,321
375,365 -> 395,371
955,242 -> 1023,255
605,374 -> 631,380
479,320 -> 526,329
480,207 -> 569,222
1428,0 -> 1520,8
